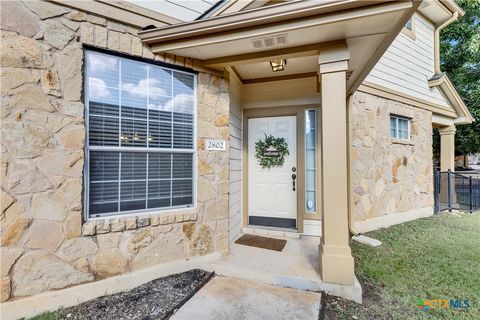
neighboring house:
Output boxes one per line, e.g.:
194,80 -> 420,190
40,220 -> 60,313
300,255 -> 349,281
468,154 -> 480,170
0,0 -> 474,313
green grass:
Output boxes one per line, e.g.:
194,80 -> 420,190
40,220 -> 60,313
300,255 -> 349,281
27,311 -> 64,320
347,213 -> 480,319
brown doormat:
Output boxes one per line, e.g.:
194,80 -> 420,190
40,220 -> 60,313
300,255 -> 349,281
235,234 -> 287,252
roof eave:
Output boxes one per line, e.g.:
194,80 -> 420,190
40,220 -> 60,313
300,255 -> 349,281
139,0 -> 392,44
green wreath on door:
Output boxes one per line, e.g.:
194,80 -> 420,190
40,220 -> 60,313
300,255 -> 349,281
254,134 -> 289,168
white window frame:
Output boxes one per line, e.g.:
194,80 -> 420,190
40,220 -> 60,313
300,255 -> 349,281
402,14 -> 415,40
83,49 -> 197,221
390,115 -> 411,141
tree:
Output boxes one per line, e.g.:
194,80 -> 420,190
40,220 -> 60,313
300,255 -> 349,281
439,0 -> 480,157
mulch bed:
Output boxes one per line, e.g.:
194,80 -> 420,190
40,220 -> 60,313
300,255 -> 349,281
56,269 -> 213,320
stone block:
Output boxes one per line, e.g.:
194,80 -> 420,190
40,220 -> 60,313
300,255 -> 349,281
58,125 -> 85,150
80,22 -> 94,44
1,215 -> 30,245
90,248 -> 128,278
11,84 -> 56,112
58,237 -> 97,262
96,220 -> 110,234
25,220 -> 64,252
44,20 -> 75,50
352,235 -> 382,247
0,34 -> 51,68
65,212 -> 82,239
119,33 -> 132,53
1,68 -> 35,96
40,69 -> 61,97
110,218 -> 125,232
127,228 -> 155,254
125,217 -> 137,230
1,189 -> 15,213
23,1 -> 69,19
1,277 -> 11,302
66,10 -> 87,21
137,217 -> 150,228
94,26 -> 107,47
0,2 -> 41,37
88,15 -> 106,25
107,30 -> 120,50
189,225 -> 213,256
56,45 -> 83,101
150,215 -> 160,226
12,250 -> 93,296
131,36 -> 142,56
107,21 -> 126,33
61,18 -> 80,31
131,232 -> 187,270
0,248 -> 23,277
82,221 -> 96,236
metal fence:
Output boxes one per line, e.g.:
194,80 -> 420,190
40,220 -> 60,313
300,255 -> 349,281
434,170 -> 480,213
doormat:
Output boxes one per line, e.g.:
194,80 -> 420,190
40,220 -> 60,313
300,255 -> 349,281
235,234 -> 287,252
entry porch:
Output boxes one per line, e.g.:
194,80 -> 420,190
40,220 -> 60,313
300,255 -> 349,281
139,0 -> 419,287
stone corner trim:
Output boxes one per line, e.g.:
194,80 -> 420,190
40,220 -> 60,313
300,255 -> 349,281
82,210 -> 199,236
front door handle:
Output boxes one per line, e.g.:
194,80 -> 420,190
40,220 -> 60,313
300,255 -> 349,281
292,173 -> 297,191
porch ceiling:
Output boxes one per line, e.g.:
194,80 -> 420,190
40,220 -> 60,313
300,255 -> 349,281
140,0 -> 419,94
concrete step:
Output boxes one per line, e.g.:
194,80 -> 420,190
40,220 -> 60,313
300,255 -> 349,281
242,225 -> 301,239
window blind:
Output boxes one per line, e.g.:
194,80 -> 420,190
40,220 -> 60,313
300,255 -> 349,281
85,51 -> 195,218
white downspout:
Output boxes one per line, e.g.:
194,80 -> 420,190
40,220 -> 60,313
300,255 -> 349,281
434,12 -> 458,74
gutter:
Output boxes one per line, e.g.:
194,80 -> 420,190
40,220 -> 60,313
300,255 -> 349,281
434,11 -> 458,74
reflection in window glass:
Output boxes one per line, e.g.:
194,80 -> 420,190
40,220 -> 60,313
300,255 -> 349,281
85,51 -> 196,218
305,110 -> 316,213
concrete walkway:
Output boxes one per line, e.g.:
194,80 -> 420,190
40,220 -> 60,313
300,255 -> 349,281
171,276 -> 321,320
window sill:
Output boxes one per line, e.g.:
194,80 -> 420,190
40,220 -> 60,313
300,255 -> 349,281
391,138 -> 414,146
82,208 -> 197,236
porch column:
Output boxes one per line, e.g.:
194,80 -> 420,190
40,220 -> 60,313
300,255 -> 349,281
439,125 -> 456,172
318,46 -> 355,285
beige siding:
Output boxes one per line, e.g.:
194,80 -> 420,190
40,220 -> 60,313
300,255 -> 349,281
365,13 -> 450,107
229,74 -> 243,242
125,0 -> 215,21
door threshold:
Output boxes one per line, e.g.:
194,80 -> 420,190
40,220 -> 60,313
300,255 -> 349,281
243,225 -> 300,239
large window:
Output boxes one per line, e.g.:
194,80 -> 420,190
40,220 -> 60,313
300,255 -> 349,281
85,50 -> 196,218
390,115 -> 410,140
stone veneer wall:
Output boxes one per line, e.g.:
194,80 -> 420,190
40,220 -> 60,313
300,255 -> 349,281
0,1 -> 229,302
350,91 -> 434,224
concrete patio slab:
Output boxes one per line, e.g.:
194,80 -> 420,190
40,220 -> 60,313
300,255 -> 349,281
171,276 -> 321,320
204,235 -> 362,303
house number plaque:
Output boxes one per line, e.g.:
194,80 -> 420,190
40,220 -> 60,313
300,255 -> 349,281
205,139 -> 226,151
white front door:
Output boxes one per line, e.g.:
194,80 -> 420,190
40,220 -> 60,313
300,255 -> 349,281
248,116 -> 297,228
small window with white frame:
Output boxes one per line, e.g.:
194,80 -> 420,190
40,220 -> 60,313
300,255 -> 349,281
84,50 -> 196,219
402,15 -> 415,39
390,115 -> 411,140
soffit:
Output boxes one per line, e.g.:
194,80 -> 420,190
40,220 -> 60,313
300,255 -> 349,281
139,0 -> 416,95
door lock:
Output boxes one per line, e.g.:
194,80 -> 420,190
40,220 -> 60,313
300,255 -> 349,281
292,173 -> 297,191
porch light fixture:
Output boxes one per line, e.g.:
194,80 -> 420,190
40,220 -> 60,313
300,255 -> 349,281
270,59 -> 287,72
